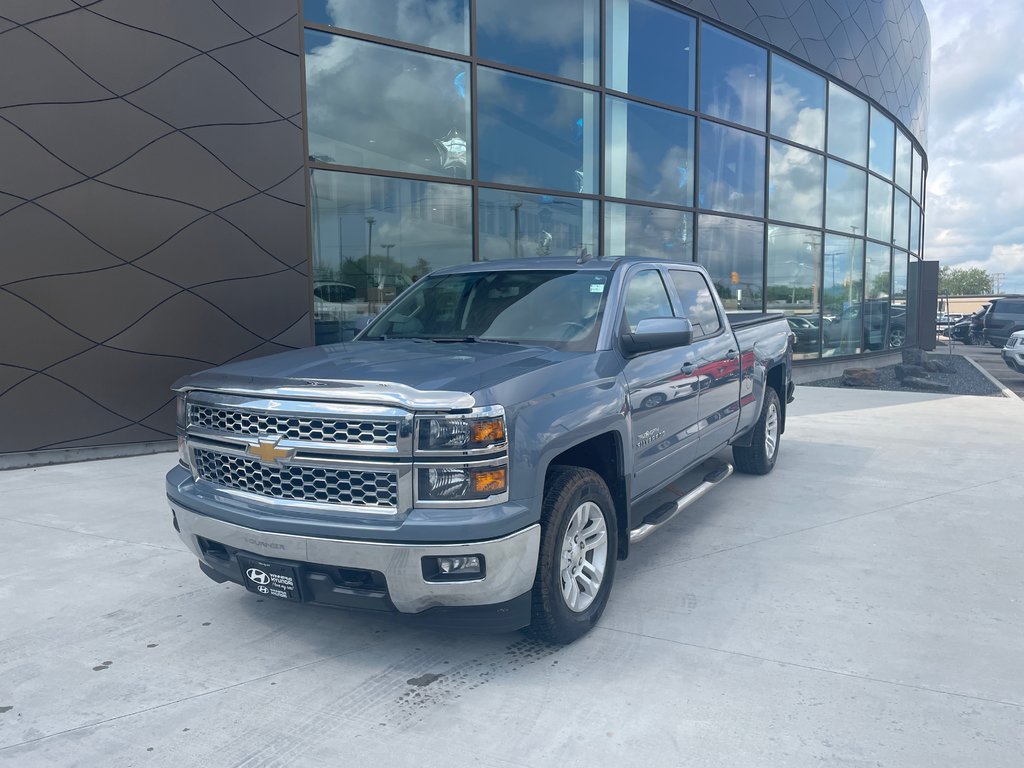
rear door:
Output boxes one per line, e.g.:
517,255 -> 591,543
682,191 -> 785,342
619,267 -> 702,497
667,268 -> 741,452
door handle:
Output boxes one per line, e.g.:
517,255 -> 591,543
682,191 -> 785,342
726,349 -> 738,360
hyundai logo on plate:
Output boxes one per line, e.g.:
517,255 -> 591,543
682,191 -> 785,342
246,568 -> 271,585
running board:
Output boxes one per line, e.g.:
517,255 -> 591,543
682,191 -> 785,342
629,463 -> 734,544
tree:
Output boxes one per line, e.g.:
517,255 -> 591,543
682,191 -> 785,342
939,266 -> 992,295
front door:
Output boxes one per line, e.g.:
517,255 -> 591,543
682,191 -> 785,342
620,268 -> 702,498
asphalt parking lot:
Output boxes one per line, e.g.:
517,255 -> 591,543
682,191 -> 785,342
942,337 -> 1024,398
1,386 -> 1023,767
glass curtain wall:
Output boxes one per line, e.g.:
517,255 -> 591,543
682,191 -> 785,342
302,0 -> 925,356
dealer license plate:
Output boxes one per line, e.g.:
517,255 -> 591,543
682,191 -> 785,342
237,555 -> 302,601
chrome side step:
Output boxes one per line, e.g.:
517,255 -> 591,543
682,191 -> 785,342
629,463 -> 734,544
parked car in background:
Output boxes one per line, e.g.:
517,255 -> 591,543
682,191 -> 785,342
947,305 -> 989,345
786,316 -> 819,353
1002,330 -> 1024,373
825,300 -> 906,350
982,296 -> 1024,348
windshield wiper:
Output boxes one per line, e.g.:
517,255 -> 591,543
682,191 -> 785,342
432,336 -> 521,345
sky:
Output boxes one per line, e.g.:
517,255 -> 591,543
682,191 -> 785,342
922,0 -> 1024,293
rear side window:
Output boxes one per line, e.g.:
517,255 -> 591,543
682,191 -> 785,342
668,269 -> 722,338
996,300 -> 1024,315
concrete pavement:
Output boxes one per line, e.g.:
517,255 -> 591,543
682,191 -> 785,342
1,386 -> 1023,767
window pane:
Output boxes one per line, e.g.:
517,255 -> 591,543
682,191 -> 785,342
477,68 -> 597,193
895,131 -> 911,191
770,55 -> 825,150
910,201 -> 921,254
479,188 -> 597,260
303,0 -> 469,54
606,0 -> 696,109
622,269 -> 674,332
668,270 -> 722,338
912,147 -> 924,201
697,214 -> 764,311
699,122 -> 765,217
766,225 -> 821,359
606,97 -> 694,206
699,25 -> 767,130
822,235 -> 864,355
827,83 -> 868,166
309,169 -> 472,344
305,32 -> 471,178
605,203 -> 692,260
868,107 -> 894,179
866,175 -> 892,243
825,159 -> 866,234
893,252 -> 908,300
478,0 -> 599,84
865,242 -> 891,299
893,190 -> 910,250
769,141 -> 823,227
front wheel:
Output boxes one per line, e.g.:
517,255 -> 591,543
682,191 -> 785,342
732,387 -> 781,475
527,466 -> 617,644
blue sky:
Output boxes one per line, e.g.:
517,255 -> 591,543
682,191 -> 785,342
922,0 -> 1024,293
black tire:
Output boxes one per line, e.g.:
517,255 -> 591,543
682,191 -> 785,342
527,466 -> 617,645
732,387 -> 781,475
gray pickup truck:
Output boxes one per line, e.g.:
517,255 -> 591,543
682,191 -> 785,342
167,257 -> 794,643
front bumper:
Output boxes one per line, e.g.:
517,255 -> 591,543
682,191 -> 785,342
171,500 -> 540,621
1002,347 -> 1024,371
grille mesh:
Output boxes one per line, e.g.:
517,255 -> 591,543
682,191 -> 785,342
188,404 -> 397,446
193,449 -> 398,508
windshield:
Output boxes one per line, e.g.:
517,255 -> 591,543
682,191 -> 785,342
360,270 -> 610,351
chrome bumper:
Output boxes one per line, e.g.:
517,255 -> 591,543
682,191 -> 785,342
171,501 -> 540,614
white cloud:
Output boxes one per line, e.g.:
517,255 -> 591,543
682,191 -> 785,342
922,0 -> 1024,292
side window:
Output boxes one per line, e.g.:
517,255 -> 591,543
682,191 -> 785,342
668,269 -> 722,338
1004,300 -> 1024,316
622,269 -> 674,333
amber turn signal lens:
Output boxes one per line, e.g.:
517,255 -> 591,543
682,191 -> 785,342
470,418 -> 505,444
472,468 -> 507,494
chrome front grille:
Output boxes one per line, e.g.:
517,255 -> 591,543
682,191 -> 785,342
188,404 -> 397,447
193,449 -> 398,509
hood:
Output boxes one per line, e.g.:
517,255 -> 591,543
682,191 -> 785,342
174,339 -> 568,409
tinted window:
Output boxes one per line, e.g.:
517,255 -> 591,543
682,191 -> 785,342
865,242 -> 891,299
770,55 -> 825,150
866,175 -> 892,243
826,159 -> 866,234
304,0 -> 469,53
893,191 -> 910,250
697,214 -> 764,312
895,131 -> 912,191
606,97 -> 694,206
995,300 -> 1024,316
669,270 -> 722,337
869,107 -> 895,179
607,0 -> 696,109
478,188 -> 597,260
769,142 -> 823,227
822,235 -> 864,354
700,25 -> 767,130
767,225 -> 821,359
477,68 -> 598,193
622,269 -> 674,332
605,203 -> 692,261
305,32 -> 471,178
827,83 -> 868,166
699,121 -> 765,217
478,0 -> 599,84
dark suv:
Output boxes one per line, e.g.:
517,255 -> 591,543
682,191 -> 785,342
982,297 -> 1024,347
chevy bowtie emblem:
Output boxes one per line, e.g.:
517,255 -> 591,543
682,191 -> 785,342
247,437 -> 294,465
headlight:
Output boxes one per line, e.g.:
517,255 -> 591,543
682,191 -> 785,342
175,394 -> 187,428
416,409 -> 506,453
417,464 -> 508,503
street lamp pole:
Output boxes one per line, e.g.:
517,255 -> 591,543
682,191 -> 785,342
365,216 -> 375,308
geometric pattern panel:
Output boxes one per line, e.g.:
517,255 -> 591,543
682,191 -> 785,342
0,1 -> 310,455
674,0 -> 930,146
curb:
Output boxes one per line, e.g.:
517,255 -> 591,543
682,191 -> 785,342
958,353 -> 1022,402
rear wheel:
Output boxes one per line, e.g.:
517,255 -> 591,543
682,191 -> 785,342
732,387 -> 781,475
527,466 -> 617,644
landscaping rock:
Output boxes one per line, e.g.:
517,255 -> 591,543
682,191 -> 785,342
924,359 -> 956,374
901,375 -> 951,392
895,364 -> 929,381
902,348 -> 929,366
842,368 -> 880,387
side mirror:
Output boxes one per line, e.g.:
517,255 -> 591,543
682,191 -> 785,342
621,317 -> 693,356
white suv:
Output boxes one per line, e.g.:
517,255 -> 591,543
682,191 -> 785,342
1002,330 -> 1024,373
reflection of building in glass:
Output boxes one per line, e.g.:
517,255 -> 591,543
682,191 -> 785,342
303,0 -> 929,359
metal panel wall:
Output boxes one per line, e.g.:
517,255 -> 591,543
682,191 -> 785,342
671,0 -> 930,146
0,0 -> 310,457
